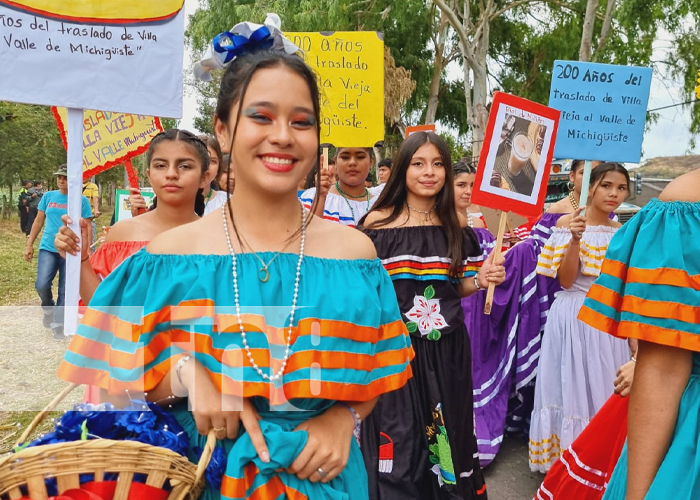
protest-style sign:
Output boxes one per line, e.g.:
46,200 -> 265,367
548,60 -> 652,164
0,1 -> 185,117
52,108 -> 163,180
472,92 -> 560,218
406,124 -> 436,136
0,0 -> 185,336
471,92 -> 560,314
0,0 -> 183,24
285,31 -> 384,147
115,188 -> 154,222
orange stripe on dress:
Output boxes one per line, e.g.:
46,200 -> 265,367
59,354 -> 414,401
65,323 -> 410,375
578,305 -> 620,334
600,260 -> 700,290
222,464 -> 310,500
81,306 -> 408,346
586,285 -> 700,324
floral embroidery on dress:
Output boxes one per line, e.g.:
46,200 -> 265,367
427,403 -> 456,486
404,285 -> 448,340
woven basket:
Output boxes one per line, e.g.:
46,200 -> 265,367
0,384 -> 215,500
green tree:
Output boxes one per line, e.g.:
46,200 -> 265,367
185,0 -> 440,135
0,102 -> 66,203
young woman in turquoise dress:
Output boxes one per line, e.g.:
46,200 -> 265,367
57,24 -> 413,500
579,168 -> 700,500
358,132 -> 506,500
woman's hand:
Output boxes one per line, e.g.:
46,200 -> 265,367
55,214 -> 89,260
317,169 -> 332,198
569,207 -> 586,242
128,187 -> 147,216
614,359 -> 636,398
477,250 -> 506,289
287,404 -> 355,483
180,358 -> 270,461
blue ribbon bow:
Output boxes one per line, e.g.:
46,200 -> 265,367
213,25 -> 274,63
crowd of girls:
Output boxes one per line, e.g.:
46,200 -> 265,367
48,13 -> 700,500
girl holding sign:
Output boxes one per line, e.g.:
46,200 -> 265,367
54,130 -> 211,403
529,163 -> 632,472
54,129 -> 210,306
56,26 -> 414,500
547,159 -> 602,215
359,131 -> 505,500
301,147 -> 377,226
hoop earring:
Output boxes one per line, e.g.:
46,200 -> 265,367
567,181 -> 574,191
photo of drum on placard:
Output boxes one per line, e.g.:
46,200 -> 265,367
471,92 -> 561,217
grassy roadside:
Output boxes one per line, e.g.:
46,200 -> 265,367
0,210 -> 113,455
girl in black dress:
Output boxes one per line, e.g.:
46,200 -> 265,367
359,132 -> 505,500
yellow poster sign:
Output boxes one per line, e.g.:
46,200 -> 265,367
286,31 -> 384,147
52,107 -> 163,180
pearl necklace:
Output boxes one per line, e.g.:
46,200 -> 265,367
467,212 -> 474,228
222,204 -> 306,381
568,191 -> 579,210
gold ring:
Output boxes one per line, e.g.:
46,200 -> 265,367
317,467 -> 328,479
213,426 -> 226,433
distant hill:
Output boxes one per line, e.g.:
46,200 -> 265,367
634,155 -> 699,179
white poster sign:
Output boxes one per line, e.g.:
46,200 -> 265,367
0,1 -> 185,117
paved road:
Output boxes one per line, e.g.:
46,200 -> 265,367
483,435 -> 544,500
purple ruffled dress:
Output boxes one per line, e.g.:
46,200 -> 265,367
462,213 -> 563,466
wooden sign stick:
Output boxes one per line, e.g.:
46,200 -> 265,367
579,160 -> 593,216
484,210 -> 508,315
322,147 -> 329,171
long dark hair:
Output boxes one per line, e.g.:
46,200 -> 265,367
589,162 -> 630,201
198,134 -> 223,191
215,49 -> 321,238
146,129 -> 210,216
453,160 -> 477,176
360,132 -> 465,277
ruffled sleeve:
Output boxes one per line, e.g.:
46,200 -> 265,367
579,199 -> 700,351
464,227 -> 496,277
90,240 -> 148,280
58,250 -> 414,403
536,226 -> 615,278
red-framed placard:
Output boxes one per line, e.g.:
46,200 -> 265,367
471,92 -> 560,217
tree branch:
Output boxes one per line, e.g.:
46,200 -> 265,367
432,0 -> 477,67
488,0 -> 538,22
594,0 -> 617,58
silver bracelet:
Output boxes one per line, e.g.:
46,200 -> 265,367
175,355 -> 191,388
474,274 -> 482,291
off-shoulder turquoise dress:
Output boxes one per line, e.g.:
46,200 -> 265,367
58,249 -> 414,500
578,199 -> 700,499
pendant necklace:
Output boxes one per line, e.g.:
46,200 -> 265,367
407,203 -> 435,226
222,204 -> 306,381
232,203 -> 304,283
